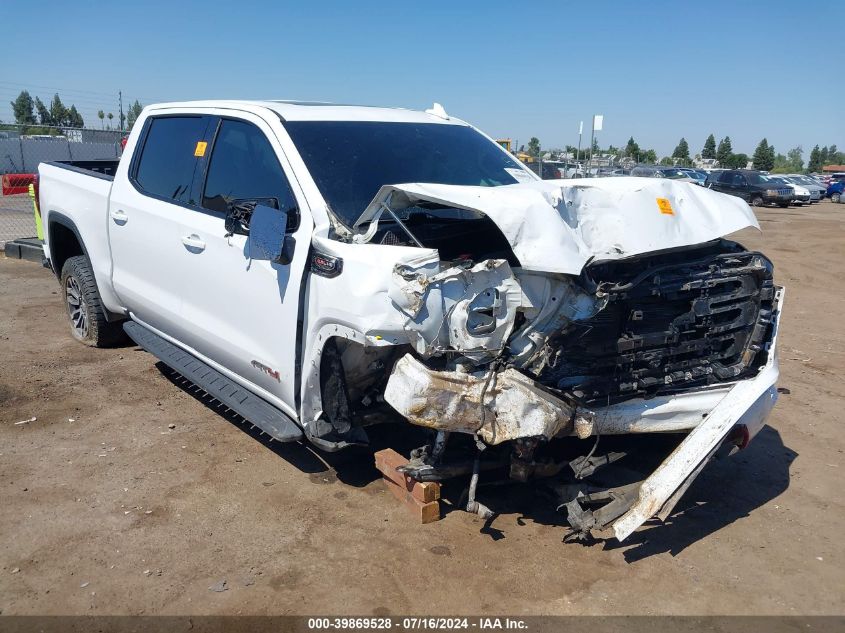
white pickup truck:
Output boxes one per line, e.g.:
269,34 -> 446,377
38,100 -> 783,541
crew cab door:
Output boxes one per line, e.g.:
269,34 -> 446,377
173,114 -> 311,418
109,115 -> 215,335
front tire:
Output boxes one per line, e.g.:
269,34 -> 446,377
751,195 -> 764,207
832,192 -> 841,203
60,255 -> 125,347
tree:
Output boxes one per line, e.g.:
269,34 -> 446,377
67,105 -> 83,128
702,134 -> 716,159
527,137 -> 541,157
807,145 -> 822,172
624,136 -> 640,159
672,137 -> 691,165
766,142 -> 776,170
716,136 -> 733,166
641,149 -> 657,164
752,138 -> 774,171
107,112 -> 114,129
725,153 -> 749,169
11,90 -> 35,125
659,156 -> 674,166
98,110 -> 105,129
34,97 -> 52,126
771,153 -> 790,173
49,94 -> 67,128
786,146 -> 803,172
126,100 -> 144,130
821,146 -> 831,166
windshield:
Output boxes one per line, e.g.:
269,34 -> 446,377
748,173 -> 782,185
284,121 -> 527,226
661,169 -> 690,179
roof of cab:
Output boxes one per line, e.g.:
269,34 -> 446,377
144,100 -> 466,125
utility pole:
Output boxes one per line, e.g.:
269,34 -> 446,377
577,120 -> 583,165
589,114 -> 603,177
118,90 -> 125,132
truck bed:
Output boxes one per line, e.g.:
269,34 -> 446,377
45,159 -> 121,180
38,160 -> 122,313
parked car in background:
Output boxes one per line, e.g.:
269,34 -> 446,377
657,167 -> 697,182
706,169 -> 793,207
630,165 -> 696,182
539,160 -> 584,179
780,175 -> 824,202
678,168 -> 707,186
597,168 -> 625,177
827,181 -> 844,203
630,164 -> 662,177
767,175 -> 811,205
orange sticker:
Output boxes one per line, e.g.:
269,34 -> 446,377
193,141 -> 207,157
656,198 -> 674,215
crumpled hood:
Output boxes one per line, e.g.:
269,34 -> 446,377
355,178 -> 760,275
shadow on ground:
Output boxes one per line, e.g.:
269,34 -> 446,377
158,361 -> 796,559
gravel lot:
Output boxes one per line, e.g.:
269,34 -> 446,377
1,201 -> 843,615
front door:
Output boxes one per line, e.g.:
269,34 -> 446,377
174,114 -> 311,418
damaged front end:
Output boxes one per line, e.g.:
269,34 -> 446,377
317,179 -> 784,541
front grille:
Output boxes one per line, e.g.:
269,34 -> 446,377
537,240 -> 775,404
778,188 -> 792,197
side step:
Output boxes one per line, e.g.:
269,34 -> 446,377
3,237 -> 44,263
124,321 -> 303,442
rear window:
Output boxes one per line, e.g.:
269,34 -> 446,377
134,116 -> 210,204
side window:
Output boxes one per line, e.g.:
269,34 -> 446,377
134,116 -> 209,204
732,173 -> 747,186
202,119 -> 298,224
718,171 -> 733,184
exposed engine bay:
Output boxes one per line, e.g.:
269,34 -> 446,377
307,178 -> 783,541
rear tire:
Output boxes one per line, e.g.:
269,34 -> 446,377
60,255 -> 125,347
832,192 -> 841,203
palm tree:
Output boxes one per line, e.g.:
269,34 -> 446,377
98,110 -> 105,129
107,112 -> 114,129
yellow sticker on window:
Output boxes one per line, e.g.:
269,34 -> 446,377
193,141 -> 207,157
656,198 -> 674,215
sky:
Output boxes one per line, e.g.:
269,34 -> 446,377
2,0 -> 843,158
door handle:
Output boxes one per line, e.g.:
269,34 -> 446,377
109,209 -> 128,224
181,234 -> 206,251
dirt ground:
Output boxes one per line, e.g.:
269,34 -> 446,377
1,202 -> 843,616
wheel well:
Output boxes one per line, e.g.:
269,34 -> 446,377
48,220 -> 84,277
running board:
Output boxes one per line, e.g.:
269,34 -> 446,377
123,321 -> 303,442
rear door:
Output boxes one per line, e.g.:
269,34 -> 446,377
174,113 -> 312,417
109,115 -> 214,336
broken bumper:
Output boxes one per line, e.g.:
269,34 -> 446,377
385,287 -> 784,540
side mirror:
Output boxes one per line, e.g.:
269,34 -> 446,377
248,204 -> 296,265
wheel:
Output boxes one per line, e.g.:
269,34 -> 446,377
750,195 -> 764,207
832,192 -> 841,203
60,255 -> 125,347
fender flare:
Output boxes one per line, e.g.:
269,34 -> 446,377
46,212 -> 90,278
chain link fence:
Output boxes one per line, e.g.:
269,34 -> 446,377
0,189 -> 36,247
1,123 -> 124,247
